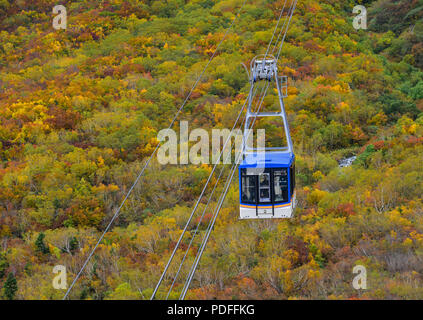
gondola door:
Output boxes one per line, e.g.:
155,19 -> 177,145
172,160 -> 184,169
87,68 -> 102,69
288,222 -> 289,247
257,171 -> 273,217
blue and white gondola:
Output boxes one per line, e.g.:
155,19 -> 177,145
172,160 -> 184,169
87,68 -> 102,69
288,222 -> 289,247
239,55 -> 296,219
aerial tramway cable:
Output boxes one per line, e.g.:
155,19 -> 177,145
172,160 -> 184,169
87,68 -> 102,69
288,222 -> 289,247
179,82 -> 270,300
151,82 -> 259,300
158,62 -> 269,300
158,0 -> 294,300
272,0 -> 297,58
276,0 -> 298,60
165,84 -> 266,299
164,88 -> 257,299
152,92 -> 250,299
178,0 -> 299,299
169,76 -> 271,300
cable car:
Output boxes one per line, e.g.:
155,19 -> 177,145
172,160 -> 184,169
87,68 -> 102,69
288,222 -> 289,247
239,153 -> 295,219
239,55 -> 296,219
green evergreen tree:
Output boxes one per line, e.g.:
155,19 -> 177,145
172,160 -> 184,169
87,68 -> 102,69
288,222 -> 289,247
69,236 -> 78,253
3,272 -> 17,300
35,233 -> 50,255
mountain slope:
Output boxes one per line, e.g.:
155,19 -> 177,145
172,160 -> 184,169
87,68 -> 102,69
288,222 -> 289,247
0,0 -> 422,300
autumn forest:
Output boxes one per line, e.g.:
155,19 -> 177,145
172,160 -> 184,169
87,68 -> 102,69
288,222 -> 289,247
0,0 -> 423,300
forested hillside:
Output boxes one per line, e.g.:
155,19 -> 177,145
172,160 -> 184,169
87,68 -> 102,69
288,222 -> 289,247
0,0 -> 422,300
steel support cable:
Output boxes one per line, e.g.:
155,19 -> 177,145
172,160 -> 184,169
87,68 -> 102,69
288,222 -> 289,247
64,0 -> 248,300
263,0 -> 288,59
179,105 -> 265,300
179,82 -> 270,299
161,2 -> 289,297
260,0 -> 288,76
165,84 -> 265,299
180,85 -> 268,299
159,81 -> 264,300
180,149 -> 241,300
180,2 -> 299,299
164,86 -> 257,299
276,0 -> 298,60
156,0 -> 297,300
271,0 -> 295,55
165,147 -> 233,299
151,76 -> 253,300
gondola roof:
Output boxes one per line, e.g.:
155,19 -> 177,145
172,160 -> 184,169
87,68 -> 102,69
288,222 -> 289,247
239,152 -> 295,168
